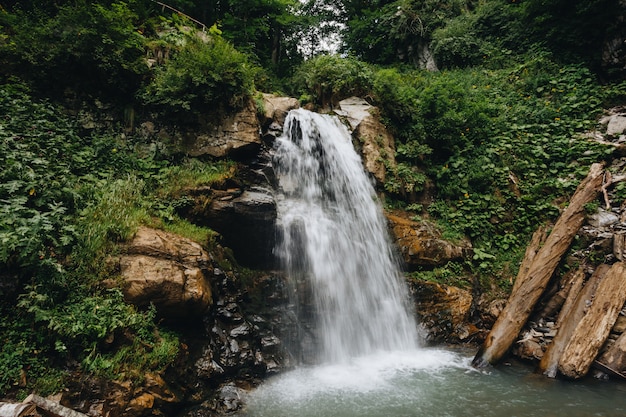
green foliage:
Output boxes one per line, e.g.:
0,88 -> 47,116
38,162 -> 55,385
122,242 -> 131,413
17,287 -> 179,381
522,0 -> 622,70
384,162 -> 427,196
159,158 -> 236,194
161,219 -> 218,248
431,12 -> 484,69
0,85 -> 196,395
74,176 -> 151,277
0,85 -> 84,274
341,0 -> 470,65
221,0 -> 299,66
431,0 -> 530,70
290,54 -> 373,107
408,261 -> 470,288
367,53 -> 613,293
0,317 -> 67,396
140,26 -> 257,114
0,1 -> 148,100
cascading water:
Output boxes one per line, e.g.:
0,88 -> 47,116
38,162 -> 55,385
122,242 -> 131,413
239,109 -> 626,417
273,108 -> 419,363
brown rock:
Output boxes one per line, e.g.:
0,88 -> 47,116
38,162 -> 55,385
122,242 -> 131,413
128,393 -> 154,413
144,373 -> 178,403
118,227 -> 212,316
336,97 -> 397,185
186,99 -> 261,158
410,280 -> 474,342
386,213 -> 472,267
261,94 -> 299,127
515,338 -> 544,360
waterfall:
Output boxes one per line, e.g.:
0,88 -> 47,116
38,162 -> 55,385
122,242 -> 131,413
274,109 -> 420,364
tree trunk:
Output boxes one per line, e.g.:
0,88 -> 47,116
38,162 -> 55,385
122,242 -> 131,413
613,201 -> 626,261
537,264 -> 605,377
22,395 -> 88,417
472,163 -> 605,368
536,265 -> 582,320
511,224 -> 549,295
559,262 -> 626,379
0,403 -> 37,417
596,330 -> 626,378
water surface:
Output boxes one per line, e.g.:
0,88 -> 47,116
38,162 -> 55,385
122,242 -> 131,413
240,348 -> 626,417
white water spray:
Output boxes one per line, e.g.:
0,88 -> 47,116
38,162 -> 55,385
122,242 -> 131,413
274,109 -> 420,363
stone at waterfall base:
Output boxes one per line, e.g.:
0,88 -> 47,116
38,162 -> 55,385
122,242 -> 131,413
409,280 -> 478,343
109,227 -> 213,317
386,213 -> 473,268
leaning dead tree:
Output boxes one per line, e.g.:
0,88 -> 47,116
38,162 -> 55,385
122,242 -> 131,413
472,163 -> 606,368
558,262 -> 626,378
537,264 -> 603,377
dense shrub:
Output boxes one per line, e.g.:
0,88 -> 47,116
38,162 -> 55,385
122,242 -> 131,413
139,26 -> 257,114
290,54 -> 373,107
0,84 -> 230,395
0,1 -> 148,100
431,13 -> 484,69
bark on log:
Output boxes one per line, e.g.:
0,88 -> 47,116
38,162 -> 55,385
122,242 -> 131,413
0,403 -> 38,417
472,163 -> 605,368
22,395 -> 87,417
558,262 -> 626,379
597,329 -> 626,377
511,225 -> 549,295
537,264 -> 605,377
536,266 -> 582,320
613,201 -> 626,261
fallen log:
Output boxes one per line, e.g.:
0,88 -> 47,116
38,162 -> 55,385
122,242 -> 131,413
596,328 -> 626,379
535,266 -> 582,321
0,403 -> 38,417
558,262 -> 626,379
613,201 -> 626,261
472,163 -> 605,368
511,225 -> 549,295
537,264 -> 605,377
592,359 -> 626,380
22,395 -> 87,417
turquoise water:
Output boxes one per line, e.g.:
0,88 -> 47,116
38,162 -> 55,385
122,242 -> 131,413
239,348 -> 626,417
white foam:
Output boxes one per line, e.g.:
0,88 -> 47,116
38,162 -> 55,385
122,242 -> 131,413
251,348 -> 469,402
273,109 -> 421,363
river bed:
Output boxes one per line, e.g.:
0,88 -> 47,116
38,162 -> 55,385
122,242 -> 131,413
238,347 -> 626,417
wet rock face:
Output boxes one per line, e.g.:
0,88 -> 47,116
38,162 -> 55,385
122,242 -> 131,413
335,97 -> 397,185
72,264 -> 296,416
188,185 -> 278,269
386,213 -> 473,268
185,99 -> 262,159
115,227 -> 213,317
173,269 -> 298,416
409,280 -> 477,343
260,94 -> 300,130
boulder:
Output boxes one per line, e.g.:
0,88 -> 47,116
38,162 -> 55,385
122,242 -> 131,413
606,115 -> 626,137
260,94 -> 299,128
259,94 -> 299,145
116,227 -> 213,316
409,280 -> 475,342
386,213 -> 472,268
336,97 -> 397,185
186,99 -> 261,158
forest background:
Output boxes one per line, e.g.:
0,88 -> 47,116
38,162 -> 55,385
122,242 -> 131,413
1,0 -> 626,398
